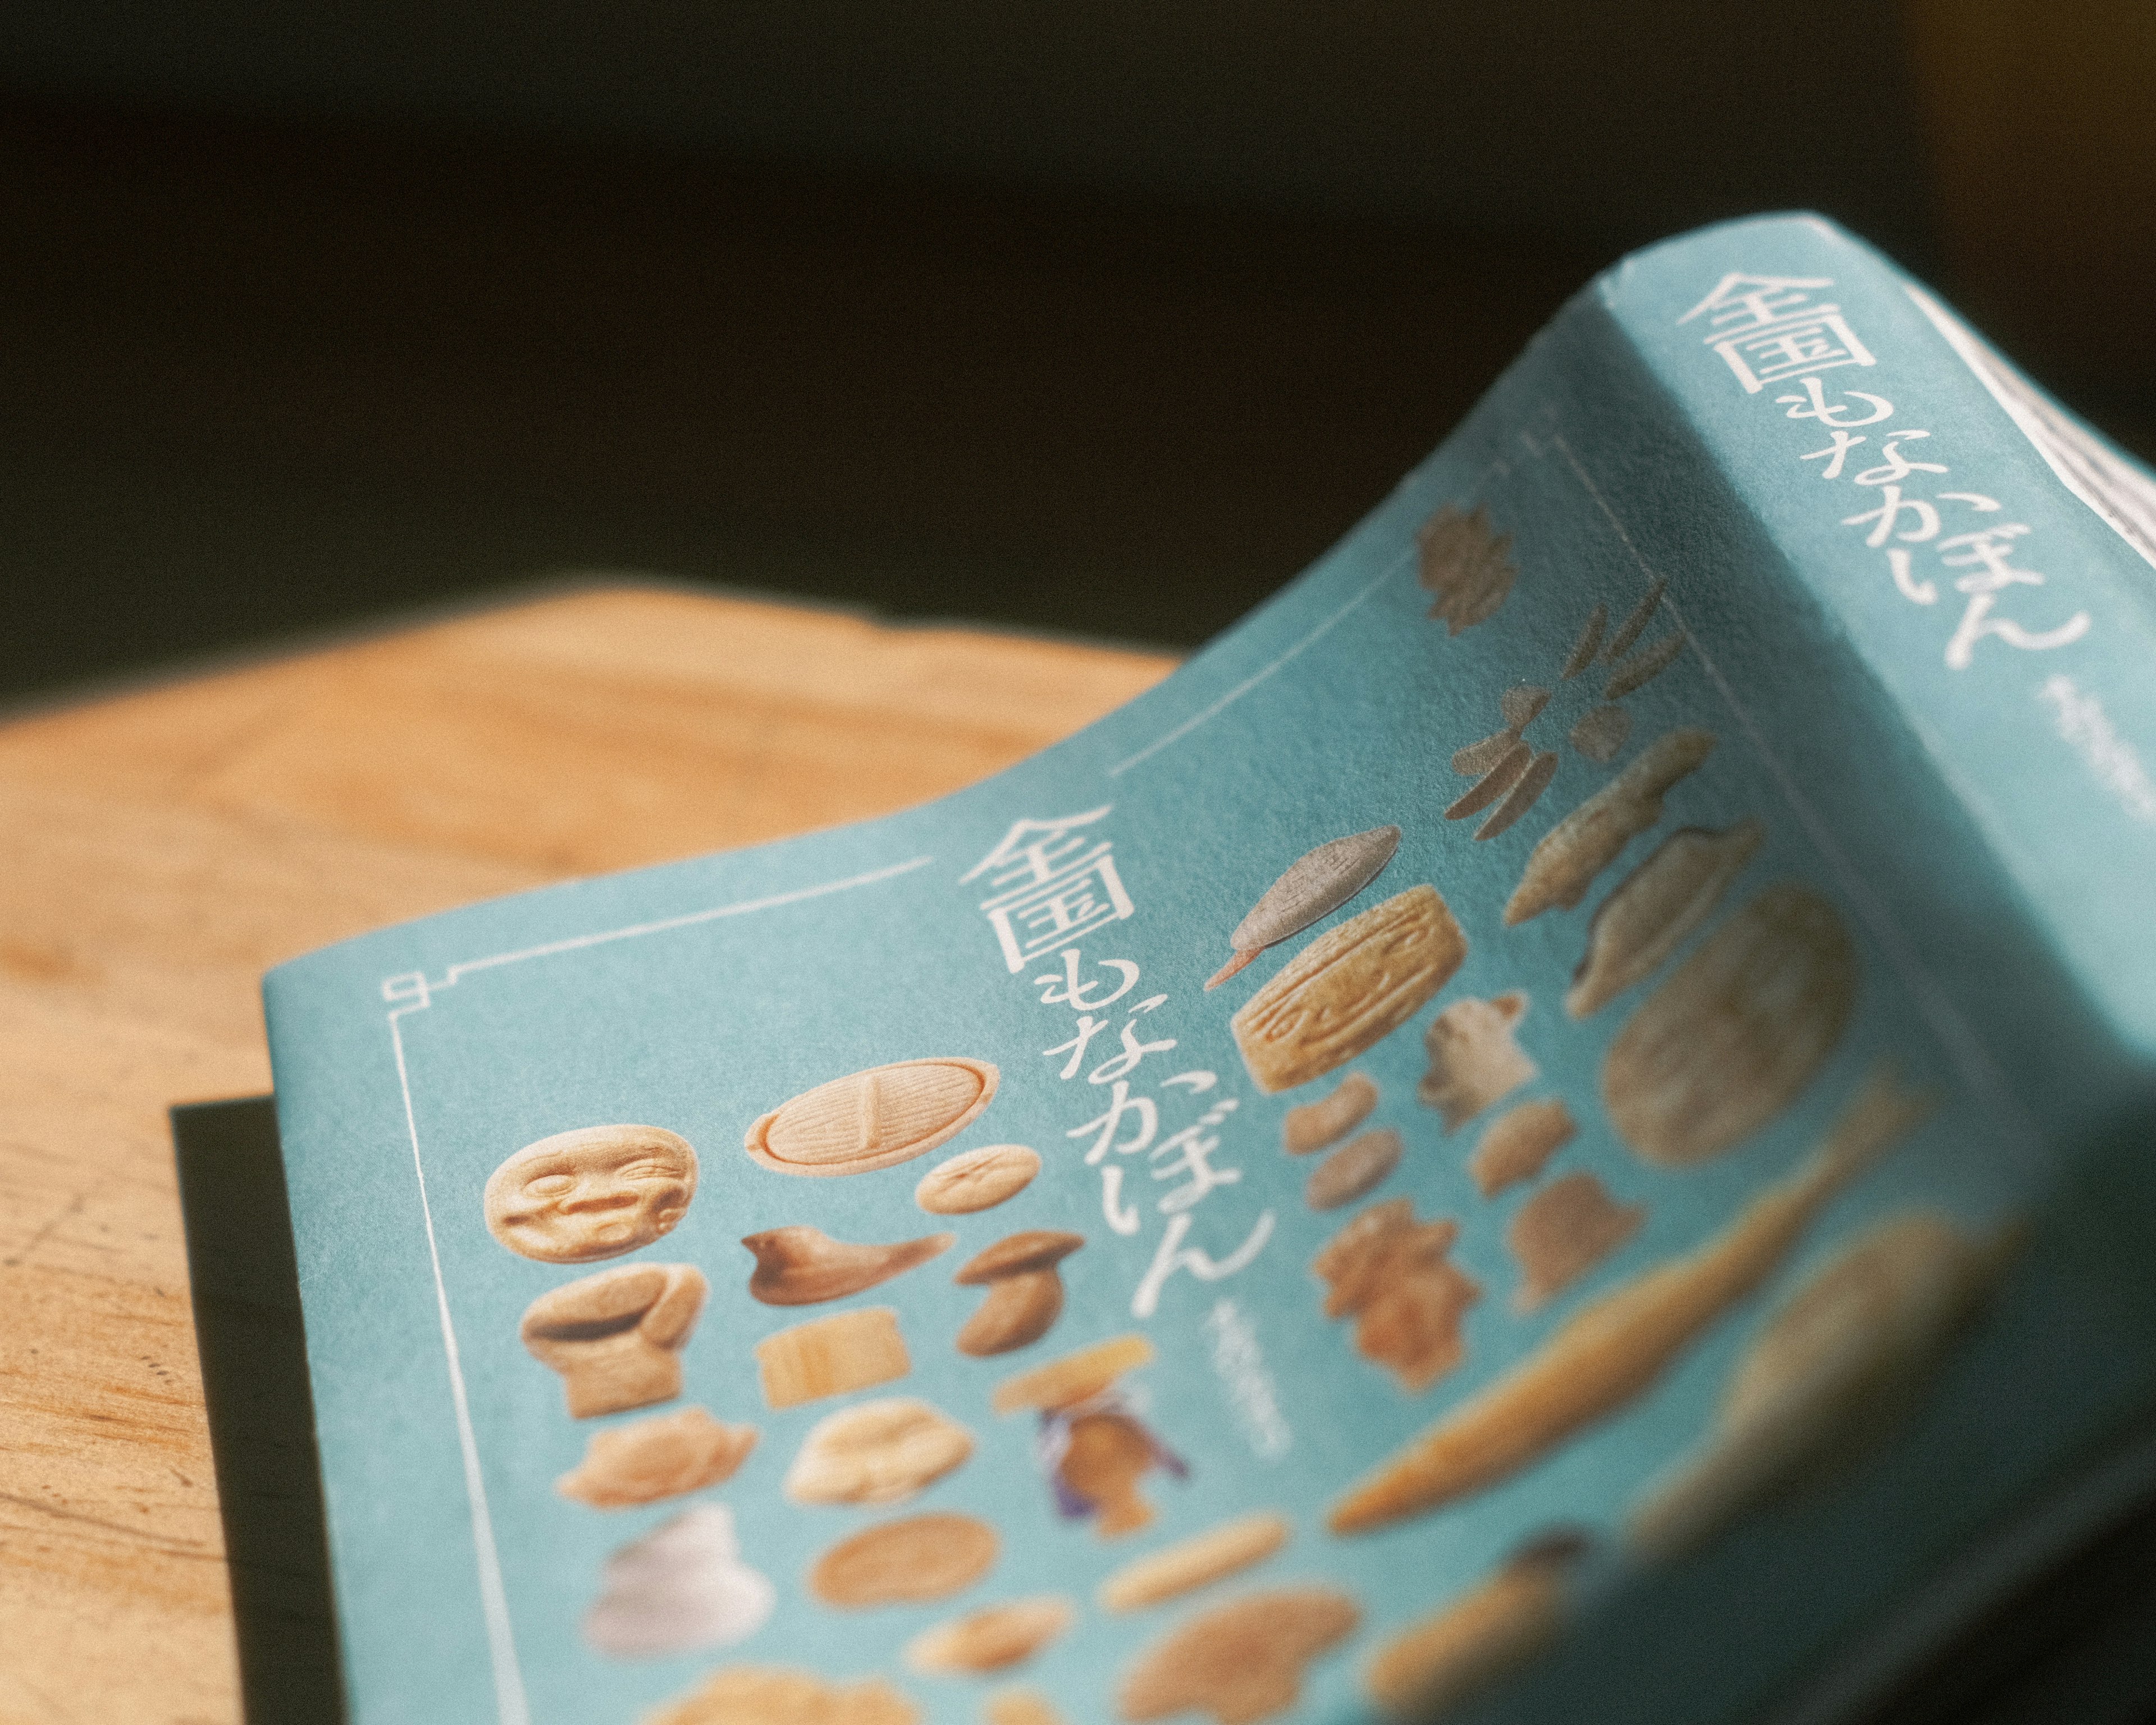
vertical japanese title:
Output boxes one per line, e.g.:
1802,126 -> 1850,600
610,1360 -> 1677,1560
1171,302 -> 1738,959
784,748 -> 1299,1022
1680,273 -> 2091,669
962,807 -> 1276,1319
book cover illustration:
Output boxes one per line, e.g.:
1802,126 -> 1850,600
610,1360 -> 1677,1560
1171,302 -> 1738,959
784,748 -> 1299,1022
261,214 -> 2156,1725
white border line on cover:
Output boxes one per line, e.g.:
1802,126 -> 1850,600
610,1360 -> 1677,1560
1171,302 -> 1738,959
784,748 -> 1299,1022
381,854 -> 935,1725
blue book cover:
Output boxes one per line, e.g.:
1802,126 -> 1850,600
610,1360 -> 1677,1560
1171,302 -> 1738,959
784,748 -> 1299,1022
261,212 -> 2156,1725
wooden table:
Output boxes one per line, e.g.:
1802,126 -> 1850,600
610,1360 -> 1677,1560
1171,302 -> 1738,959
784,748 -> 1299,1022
0,587 -> 1176,1723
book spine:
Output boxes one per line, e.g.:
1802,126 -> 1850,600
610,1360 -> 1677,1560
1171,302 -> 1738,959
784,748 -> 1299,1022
1550,216 -> 2156,1156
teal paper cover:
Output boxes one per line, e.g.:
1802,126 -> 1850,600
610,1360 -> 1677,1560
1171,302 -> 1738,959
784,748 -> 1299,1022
263,213 -> 2156,1725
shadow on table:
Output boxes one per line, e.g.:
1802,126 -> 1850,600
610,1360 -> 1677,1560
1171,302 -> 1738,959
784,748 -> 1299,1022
173,1096 -> 345,1725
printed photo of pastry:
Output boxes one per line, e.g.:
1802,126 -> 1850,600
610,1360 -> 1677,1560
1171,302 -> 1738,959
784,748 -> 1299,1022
746,1058 -> 999,1178
1364,1531 -> 1586,1718
483,1124 -> 697,1263
582,1504 -> 774,1658
555,1406 -> 757,1509
954,1231 -> 1086,1357
809,1512 -> 999,1609
520,1262 -> 708,1419
1118,1586 -> 1360,1723
646,1665 -> 919,1725
755,1307 -> 911,1408
1231,885 -> 1466,1094
1328,1066 -> 1931,1534
994,1336 -> 1185,1538
1417,502 -> 1517,635
740,1226 -> 953,1306
915,1143 -> 1042,1215
1312,1200 -> 1481,1393
904,1597 -> 1077,1676
1097,1513 -> 1291,1613
1207,826 -> 1400,989
784,1398 -> 975,1507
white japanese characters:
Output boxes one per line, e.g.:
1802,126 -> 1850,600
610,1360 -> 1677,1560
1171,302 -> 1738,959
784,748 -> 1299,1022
963,810 -> 1277,1320
1681,273 -> 2091,671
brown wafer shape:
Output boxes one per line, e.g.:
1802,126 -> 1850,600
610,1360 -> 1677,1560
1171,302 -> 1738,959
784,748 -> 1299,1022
1566,820 -> 1764,1018
646,1665 -> 920,1725
1364,1534 -> 1584,1717
1508,1173 -> 1645,1312
810,1512 -> 999,1608
756,1308 -> 910,1409
905,1597 -> 1077,1675
1098,1513 -> 1291,1612
1118,1587 -> 1360,1723
1603,883 -> 1856,1166
520,1262 -> 708,1420
555,1407 -> 757,1508
1504,728 -> 1715,926
1328,1067 -> 1931,1534
746,1058 -> 998,1178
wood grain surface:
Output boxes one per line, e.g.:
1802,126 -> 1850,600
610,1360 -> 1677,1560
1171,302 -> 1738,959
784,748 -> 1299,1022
0,586 -> 1175,1724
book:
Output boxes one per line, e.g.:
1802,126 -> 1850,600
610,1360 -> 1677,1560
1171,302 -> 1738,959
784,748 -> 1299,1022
259,211 -> 2156,1725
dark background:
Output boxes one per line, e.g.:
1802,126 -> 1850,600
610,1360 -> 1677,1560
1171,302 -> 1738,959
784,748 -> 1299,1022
3,0 -> 2152,707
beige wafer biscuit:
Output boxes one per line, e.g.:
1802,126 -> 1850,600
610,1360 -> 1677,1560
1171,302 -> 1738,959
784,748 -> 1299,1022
1417,993 -> 1534,1131
1305,1129 -> 1403,1212
784,1398 -> 974,1507
916,1144 -> 1040,1215
1603,883 -> 1857,1166
1568,704 -> 1630,764
810,1512 -> 999,1608
1231,885 -> 1466,1095
905,1597 -> 1076,1676
991,1334 -> 1154,1416
1365,1533 -> 1585,1717
1630,1211 -> 2017,1560
1503,728 -> 1716,927
1098,1513 -> 1291,1612
742,1226 -> 953,1306
1118,1587 -> 1360,1723
1313,1200 -> 1480,1394
1328,1066 -> 1930,1535
954,1231 -> 1085,1357
985,1690 -> 1066,1725
1567,820 -> 1765,1018
646,1664 -> 919,1725
556,1407 -> 757,1508
1468,1099 -> 1575,1197
1509,1172 -> 1645,1312
1281,1071 -> 1380,1155
746,1058 -> 998,1178
485,1124 -> 698,1263
521,1262 -> 707,1420
756,1307 -> 910,1409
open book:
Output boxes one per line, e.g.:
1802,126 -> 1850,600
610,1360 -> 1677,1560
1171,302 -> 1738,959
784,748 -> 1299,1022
260,213 -> 2156,1725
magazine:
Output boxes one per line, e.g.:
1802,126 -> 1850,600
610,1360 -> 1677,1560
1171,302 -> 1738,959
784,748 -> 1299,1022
258,211 -> 2156,1725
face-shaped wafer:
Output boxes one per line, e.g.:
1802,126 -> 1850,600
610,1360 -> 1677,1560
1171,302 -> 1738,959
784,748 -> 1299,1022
485,1125 -> 697,1263
522,1262 -> 709,1419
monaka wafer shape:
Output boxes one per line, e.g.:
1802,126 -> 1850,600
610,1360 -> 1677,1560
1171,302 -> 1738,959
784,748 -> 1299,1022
954,1231 -> 1085,1356
1508,1173 -> 1645,1312
905,1597 -> 1076,1676
1364,1532 -> 1586,1717
1503,729 -> 1715,926
756,1307 -> 910,1408
1231,885 -> 1465,1094
647,1665 -> 920,1725
1305,1129 -> 1403,1211
1208,826 -> 1401,989
520,1262 -> 707,1420
1314,1200 -> 1481,1393
1417,993 -> 1535,1131
1118,1587 -> 1360,1723
485,1124 -> 697,1263
916,1144 -> 1040,1215
746,1058 -> 998,1178
1566,820 -> 1765,1018
784,1398 -> 974,1507
555,1407 -> 757,1508
1630,1211 -> 2018,1560
1328,1066 -> 1931,1534
1098,1513 -> 1291,1612
1468,1099 -> 1575,1197
1603,883 -> 1856,1166
1417,503 -> 1516,634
